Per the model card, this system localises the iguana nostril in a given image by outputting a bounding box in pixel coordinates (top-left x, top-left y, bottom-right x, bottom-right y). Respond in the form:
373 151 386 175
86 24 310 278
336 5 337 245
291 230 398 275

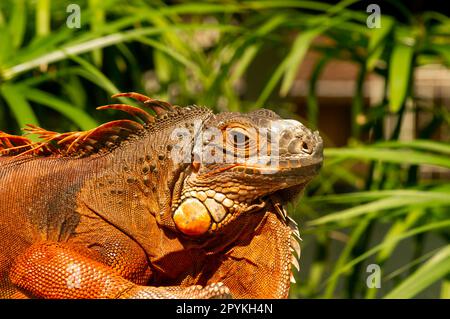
286 139 314 154
302 142 312 154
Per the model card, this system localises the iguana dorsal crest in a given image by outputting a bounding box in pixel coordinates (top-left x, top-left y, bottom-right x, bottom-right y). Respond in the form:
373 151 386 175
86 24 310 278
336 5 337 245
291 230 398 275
0 92 205 158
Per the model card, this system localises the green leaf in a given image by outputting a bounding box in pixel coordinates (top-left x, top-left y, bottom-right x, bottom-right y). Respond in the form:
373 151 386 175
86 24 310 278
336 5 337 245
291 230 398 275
430 44 450 67
324 147 450 169
35 0 50 37
256 27 321 106
62 76 87 109
69 56 143 108
384 248 442 281
0 84 39 138
230 14 286 85
136 36 200 73
10 27 74 67
366 16 394 71
388 41 414 112
0 26 13 67
441 280 450 299
308 195 450 226
89 0 105 67
154 50 171 83
19 87 98 131
279 28 323 97
323 221 450 288
323 216 371 298
373 140 450 155
2 24 239 80
307 54 329 129
376 209 423 262
309 189 450 204
204 14 287 108
258 14 348 105
69 54 120 95
385 245 450 299
158 2 241 15
8 0 26 49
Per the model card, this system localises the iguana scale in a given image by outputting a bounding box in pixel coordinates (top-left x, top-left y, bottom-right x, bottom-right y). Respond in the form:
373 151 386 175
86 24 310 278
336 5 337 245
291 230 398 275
0 92 323 299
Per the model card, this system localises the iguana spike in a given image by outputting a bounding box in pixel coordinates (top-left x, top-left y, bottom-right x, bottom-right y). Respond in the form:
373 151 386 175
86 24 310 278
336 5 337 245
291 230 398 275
0 132 44 156
22 126 72 155
290 237 301 259
97 104 155 124
112 92 153 103
23 126 78 154
291 255 300 271
112 92 175 115
12 141 51 157
1 93 183 158
87 120 142 139
64 132 91 154
55 131 83 146
85 119 144 138
25 119 144 156
145 103 167 116
143 99 174 112
24 125 59 140
5 129 57 156
0 132 33 150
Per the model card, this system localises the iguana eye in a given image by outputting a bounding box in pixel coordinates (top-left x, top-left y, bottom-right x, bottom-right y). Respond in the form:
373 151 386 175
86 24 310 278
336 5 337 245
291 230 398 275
226 128 249 150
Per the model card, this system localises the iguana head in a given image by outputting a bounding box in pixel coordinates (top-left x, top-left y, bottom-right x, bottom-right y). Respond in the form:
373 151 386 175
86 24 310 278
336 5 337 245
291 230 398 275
170 109 323 237
153 105 323 298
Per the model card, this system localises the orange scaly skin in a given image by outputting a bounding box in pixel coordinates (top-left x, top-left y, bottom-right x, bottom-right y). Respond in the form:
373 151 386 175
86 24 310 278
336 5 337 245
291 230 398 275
0 93 323 299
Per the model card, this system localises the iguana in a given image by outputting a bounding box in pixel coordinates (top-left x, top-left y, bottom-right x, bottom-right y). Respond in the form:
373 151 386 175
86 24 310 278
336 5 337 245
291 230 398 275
0 92 323 299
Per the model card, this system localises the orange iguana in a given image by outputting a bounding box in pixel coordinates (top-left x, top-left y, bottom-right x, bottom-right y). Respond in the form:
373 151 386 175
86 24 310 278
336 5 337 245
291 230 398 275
0 92 323 299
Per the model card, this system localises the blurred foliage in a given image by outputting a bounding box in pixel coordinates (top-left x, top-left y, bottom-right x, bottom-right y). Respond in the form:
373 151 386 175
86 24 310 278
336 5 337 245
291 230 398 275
0 0 449 298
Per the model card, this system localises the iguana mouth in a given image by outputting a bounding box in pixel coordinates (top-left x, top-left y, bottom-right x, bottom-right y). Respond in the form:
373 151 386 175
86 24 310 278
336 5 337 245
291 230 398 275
172 164 318 237
229 160 322 176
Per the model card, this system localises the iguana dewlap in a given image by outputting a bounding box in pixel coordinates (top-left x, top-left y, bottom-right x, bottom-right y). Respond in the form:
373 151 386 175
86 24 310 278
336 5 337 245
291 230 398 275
0 92 323 299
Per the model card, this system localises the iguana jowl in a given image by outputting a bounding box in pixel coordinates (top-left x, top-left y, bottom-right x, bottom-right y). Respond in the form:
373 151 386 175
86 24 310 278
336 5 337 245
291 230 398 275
0 92 323 299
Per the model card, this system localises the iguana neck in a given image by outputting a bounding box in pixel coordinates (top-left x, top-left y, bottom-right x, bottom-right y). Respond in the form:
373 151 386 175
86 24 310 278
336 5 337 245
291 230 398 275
86 107 212 237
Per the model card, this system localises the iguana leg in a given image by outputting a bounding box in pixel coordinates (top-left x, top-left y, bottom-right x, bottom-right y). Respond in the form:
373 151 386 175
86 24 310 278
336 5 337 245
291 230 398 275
9 242 230 299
